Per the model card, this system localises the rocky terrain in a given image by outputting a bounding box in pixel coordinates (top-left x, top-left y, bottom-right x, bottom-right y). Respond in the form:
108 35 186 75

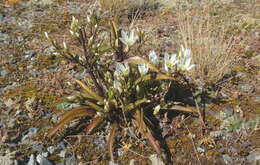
0 0 259 164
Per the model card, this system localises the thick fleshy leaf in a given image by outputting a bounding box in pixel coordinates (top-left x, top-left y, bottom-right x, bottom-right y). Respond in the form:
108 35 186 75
108 123 117 163
85 116 104 134
47 106 96 138
124 98 148 111
145 129 161 154
134 111 161 154
135 73 176 84
85 100 105 112
166 105 198 115
111 21 118 39
76 80 104 104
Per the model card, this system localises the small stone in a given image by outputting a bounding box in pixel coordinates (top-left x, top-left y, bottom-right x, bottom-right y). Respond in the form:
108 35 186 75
197 147 205 153
247 152 260 162
25 50 36 57
36 153 53 165
65 155 77 165
47 146 55 154
149 154 165 165
0 69 8 77
27 154 36 165
222 154 233 164
210 131 223 138
57 150 66 158
239 84 253 93
254 95 260 103
32 144 43 152
57 142 66 150
108 161 120 165
22 128 38 141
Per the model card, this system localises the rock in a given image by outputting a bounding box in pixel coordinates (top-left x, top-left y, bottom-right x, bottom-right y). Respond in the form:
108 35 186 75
0 151 16 165
27 154 36 165
57 150 66 158
197 147 205 153
222 154 233 164
210 130 223 138
239 83 253 93
0 69 8 77
93 134 106 149
22 128 38 142
149 154 165 165
57 142 66 150
108 161 121 165
32 144 43 152
47 146 55 154
254 95 260 103
247 152 260 162
65 155 77 165
0 13 5 22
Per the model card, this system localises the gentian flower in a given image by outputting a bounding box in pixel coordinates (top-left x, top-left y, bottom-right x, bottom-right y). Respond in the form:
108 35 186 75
138 63 149 76
114 62 130 77
164 53 178 73
177 45 195 71
148 51 159 65
119 29 138 47
113 80 122 93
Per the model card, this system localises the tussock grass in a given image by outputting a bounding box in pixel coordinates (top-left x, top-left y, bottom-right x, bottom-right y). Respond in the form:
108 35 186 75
177 1 237 86
99 0 160 21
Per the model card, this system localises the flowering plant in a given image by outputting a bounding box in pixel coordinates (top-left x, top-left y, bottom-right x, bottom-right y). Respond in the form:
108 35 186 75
44 13 196 164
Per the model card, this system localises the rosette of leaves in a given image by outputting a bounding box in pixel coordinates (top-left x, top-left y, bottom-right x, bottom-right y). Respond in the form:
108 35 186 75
45 12 196 163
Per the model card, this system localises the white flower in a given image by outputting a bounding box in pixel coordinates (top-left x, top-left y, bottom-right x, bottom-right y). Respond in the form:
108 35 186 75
177 46 195 71
153 105 161 115
119 29 138 47
63 42 68 50
114 62 130 77
138 63 149 76
44 32 50 40
70 16 80 37
70 16 79 30
164 53 178 73
113 80 122 93
148 51 159 65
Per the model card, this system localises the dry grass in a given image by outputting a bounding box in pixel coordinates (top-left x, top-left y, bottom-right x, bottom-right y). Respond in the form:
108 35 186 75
177 1 238 86
99 0 160 22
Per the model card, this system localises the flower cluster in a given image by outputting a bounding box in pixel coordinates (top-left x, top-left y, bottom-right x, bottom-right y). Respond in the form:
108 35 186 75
70 16 80 37
148 46 195 73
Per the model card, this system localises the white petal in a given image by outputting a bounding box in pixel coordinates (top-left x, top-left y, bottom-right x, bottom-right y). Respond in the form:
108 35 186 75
148 51 158 65
138 63 149 75
164 63 169 72
170 54 178 65
187 64 195 70
121 30 127 40
130 30 135 39
181 45 185 52
164 53 170 62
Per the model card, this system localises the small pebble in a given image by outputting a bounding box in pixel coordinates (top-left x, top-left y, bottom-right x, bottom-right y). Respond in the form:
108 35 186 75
222 154 233 164
247 152 260 162
210 130 223 138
